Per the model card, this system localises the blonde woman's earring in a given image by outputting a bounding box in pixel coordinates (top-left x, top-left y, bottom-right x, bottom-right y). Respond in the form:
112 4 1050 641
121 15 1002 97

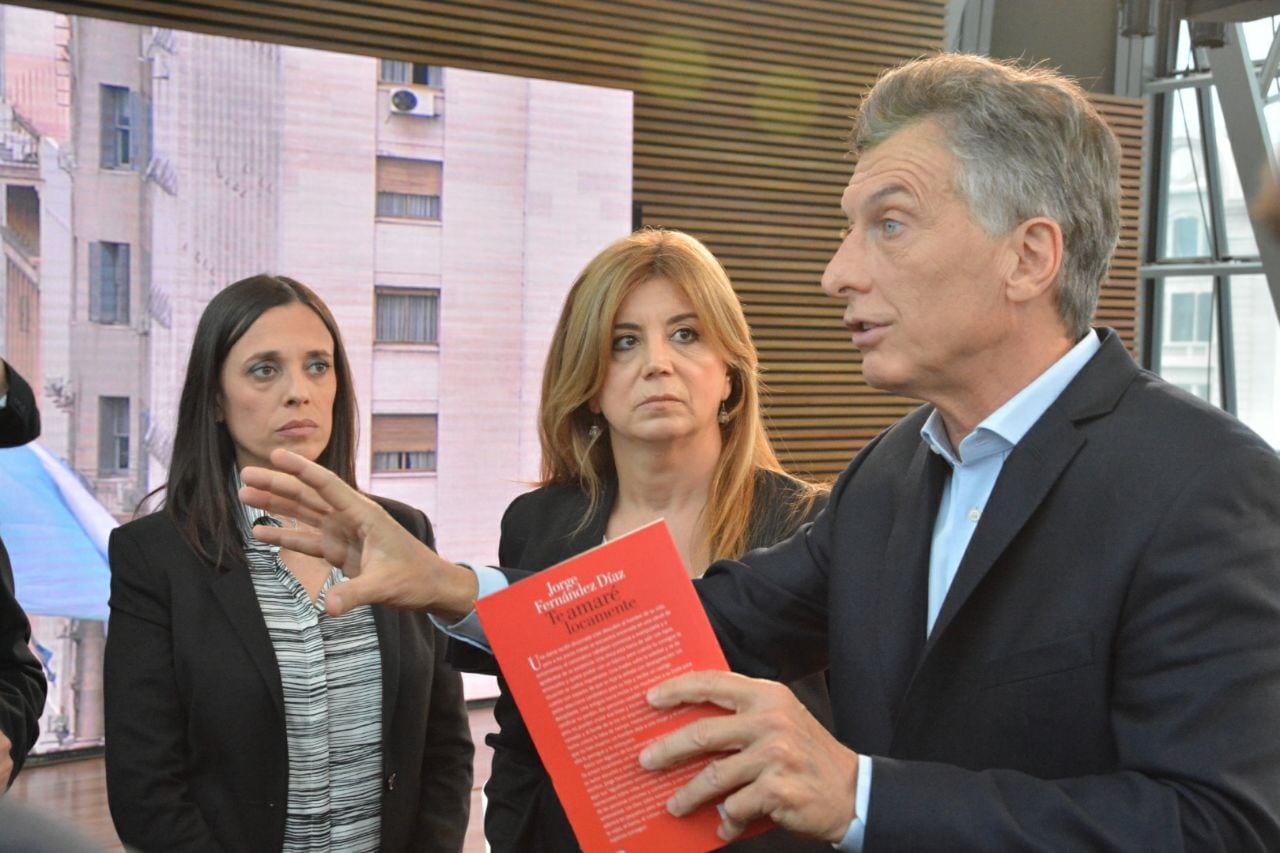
718 402 731 425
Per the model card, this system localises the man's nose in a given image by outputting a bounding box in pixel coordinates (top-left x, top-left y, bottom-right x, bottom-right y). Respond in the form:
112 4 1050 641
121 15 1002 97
821 234 871 299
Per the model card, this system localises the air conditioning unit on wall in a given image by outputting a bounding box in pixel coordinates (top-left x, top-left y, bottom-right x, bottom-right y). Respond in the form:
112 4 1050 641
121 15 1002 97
389 88 436 118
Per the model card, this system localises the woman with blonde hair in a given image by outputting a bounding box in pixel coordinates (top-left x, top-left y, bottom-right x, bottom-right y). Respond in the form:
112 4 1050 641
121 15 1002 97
466 228 832 851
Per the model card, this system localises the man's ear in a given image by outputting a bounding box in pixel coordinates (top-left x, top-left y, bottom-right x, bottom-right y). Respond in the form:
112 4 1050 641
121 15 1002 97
1005 216 1064 305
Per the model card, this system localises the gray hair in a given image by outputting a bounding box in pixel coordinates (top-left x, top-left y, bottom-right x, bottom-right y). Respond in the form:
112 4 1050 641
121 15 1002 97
853 54 1120 339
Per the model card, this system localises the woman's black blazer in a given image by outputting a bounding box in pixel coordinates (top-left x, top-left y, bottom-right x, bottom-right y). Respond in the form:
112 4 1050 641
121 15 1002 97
462 469 833 853
104 497 474 853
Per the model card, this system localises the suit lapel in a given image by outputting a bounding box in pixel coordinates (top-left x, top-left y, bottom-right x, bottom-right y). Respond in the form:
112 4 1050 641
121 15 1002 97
920 418 1085 659
373 605 399 735
209 565 285 716
877 437 949 714
918 330 1137 662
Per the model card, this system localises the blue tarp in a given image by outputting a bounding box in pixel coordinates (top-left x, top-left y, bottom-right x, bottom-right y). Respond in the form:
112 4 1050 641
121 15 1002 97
0 444 112 621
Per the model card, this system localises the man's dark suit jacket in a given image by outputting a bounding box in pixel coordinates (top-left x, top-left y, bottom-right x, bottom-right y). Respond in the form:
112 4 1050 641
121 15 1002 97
465 469 833 853
104 498 474 853
0 359 46 787
696 329 1280 850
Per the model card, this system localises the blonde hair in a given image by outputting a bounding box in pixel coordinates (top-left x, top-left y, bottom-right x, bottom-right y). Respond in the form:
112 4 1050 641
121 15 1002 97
539 228 817 561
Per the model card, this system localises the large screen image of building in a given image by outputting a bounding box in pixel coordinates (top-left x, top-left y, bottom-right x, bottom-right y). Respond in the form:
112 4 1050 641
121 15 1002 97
0 5 634 754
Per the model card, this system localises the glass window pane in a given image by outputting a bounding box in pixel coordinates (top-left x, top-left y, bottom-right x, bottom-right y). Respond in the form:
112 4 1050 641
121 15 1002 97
1155 276 1221 406
413 64 443 87
1171 215 1207 257
1158 89 1214 260
98 396 130 475
1264 94 1280 143
1226 274 1280 448
375 289 439 343
1171 292 1196 340
1207 90 1259 257
380 59 411 83
376 191 406 217
1241 17 1279 64
100 84 131 168
1174 21 1200 73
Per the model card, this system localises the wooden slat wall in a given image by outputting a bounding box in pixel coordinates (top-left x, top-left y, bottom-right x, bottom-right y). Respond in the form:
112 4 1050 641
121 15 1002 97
1092 94 1146 360
16 0 1142 480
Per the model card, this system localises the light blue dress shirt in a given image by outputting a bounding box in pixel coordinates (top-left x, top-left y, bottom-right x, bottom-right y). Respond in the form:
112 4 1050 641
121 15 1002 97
921 330 1102 637
836 329 1100 851
441 331 1104 851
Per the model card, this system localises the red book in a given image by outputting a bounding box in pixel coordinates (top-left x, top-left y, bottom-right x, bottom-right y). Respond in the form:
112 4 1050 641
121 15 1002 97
476 519 761 853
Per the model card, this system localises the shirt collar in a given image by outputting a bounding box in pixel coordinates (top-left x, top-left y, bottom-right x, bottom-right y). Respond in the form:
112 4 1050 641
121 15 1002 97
232 468 285 549
921 329 1101 465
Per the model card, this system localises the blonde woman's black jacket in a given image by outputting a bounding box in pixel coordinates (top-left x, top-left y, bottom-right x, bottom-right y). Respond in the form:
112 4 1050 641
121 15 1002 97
104 497 474 852
456 468 833 853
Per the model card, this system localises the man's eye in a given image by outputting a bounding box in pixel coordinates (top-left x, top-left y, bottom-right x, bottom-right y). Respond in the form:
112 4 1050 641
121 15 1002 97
882 219 903 236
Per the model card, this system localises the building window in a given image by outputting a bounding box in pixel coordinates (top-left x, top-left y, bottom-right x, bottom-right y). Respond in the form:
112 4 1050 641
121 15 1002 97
1169 291 1213 343
99 396 130 476
380 60 442 87
376 288 439 344
1144 17 1280 446
100 85 149 169
100 85 130 168
372 414 437 473
1170 215 1207 258
89 241 130 325
376 193 440 219
376 157 441 221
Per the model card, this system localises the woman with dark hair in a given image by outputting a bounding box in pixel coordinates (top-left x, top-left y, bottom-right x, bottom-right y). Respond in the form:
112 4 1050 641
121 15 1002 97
103 274 473 853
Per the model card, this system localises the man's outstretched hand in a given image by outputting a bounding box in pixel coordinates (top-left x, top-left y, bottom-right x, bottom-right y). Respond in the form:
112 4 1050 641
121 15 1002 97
239 448 478 620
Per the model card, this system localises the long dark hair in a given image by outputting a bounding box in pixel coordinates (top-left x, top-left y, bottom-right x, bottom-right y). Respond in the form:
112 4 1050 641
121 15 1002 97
159 274 357 570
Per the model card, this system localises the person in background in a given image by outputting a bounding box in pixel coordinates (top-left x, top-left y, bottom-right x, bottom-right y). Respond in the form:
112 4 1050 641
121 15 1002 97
103 275 473 851
0 358 47 790
452 228 831 852
1250 157 1280 238
238 55 1280 850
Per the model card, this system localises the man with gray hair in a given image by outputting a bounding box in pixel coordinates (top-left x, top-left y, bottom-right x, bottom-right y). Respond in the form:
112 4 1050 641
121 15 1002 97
639 53 1280 850
238 53 1280 849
